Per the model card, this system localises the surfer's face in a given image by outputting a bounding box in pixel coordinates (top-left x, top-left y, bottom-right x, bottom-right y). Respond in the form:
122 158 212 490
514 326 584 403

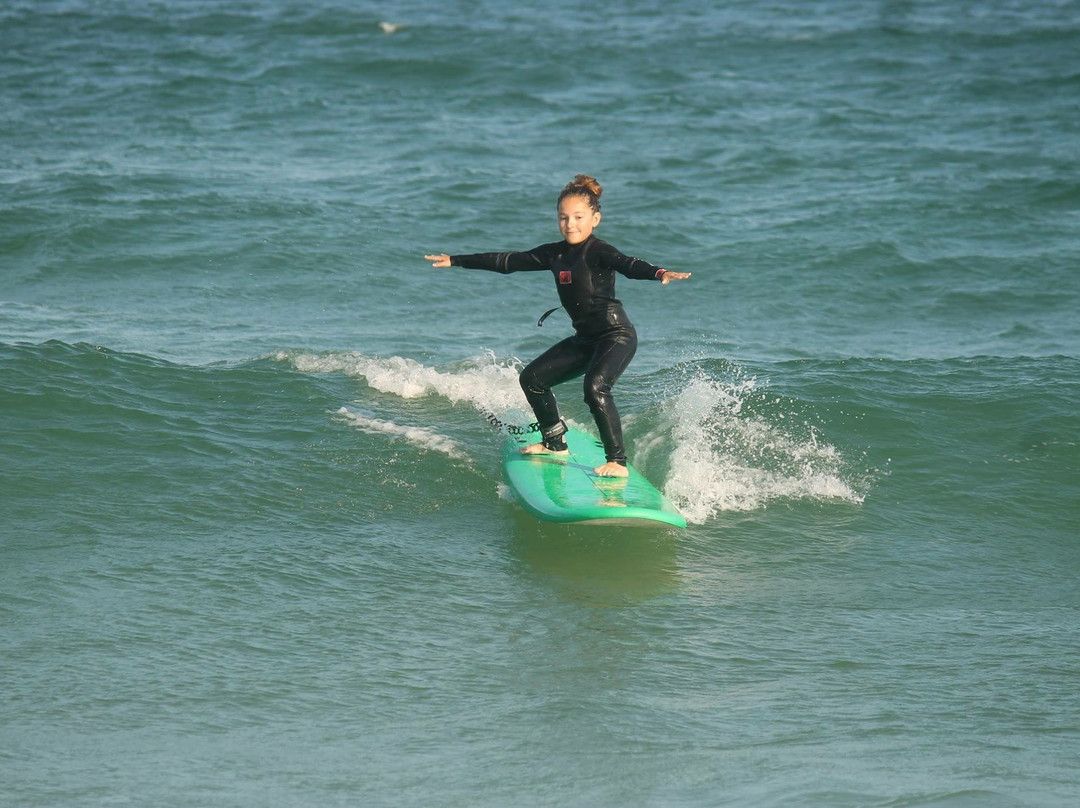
557 195 601 245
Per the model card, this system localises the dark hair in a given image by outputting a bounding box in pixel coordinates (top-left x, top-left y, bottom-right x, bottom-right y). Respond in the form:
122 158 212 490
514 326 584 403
557 174 602 212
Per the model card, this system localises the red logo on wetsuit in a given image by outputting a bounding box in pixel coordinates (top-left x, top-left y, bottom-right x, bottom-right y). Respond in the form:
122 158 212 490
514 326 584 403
559 270 573 285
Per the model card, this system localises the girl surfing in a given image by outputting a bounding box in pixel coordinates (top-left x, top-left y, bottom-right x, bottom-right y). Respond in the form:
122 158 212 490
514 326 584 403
425 175 691 478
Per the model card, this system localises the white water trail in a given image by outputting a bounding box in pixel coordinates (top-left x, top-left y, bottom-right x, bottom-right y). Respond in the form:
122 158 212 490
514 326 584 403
333 407 469 461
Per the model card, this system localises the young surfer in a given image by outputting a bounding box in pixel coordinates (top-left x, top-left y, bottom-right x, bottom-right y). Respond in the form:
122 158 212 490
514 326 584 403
425 174 691 478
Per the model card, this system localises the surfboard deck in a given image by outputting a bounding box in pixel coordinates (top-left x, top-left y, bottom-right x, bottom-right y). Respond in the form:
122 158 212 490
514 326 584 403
502 427 687 528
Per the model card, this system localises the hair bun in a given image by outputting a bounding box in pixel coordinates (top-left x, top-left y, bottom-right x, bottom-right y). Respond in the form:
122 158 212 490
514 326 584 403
567 174 602 199
558 174 603 211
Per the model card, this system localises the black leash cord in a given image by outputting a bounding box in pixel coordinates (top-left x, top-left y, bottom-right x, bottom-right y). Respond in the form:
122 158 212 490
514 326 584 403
480 407 540 436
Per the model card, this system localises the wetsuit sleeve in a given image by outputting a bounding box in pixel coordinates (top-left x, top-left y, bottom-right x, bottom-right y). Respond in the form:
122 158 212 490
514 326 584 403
450 245 553 274
591 240 667 280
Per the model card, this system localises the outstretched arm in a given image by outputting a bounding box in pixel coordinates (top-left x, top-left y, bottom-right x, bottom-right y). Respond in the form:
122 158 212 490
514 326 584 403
423 248 553 274
594 241 691 284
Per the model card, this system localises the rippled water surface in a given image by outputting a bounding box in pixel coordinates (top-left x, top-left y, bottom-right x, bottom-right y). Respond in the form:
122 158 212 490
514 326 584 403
3 1 1079 805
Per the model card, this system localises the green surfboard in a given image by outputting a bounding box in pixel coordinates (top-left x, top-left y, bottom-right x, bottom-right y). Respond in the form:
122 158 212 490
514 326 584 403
502 427 687 528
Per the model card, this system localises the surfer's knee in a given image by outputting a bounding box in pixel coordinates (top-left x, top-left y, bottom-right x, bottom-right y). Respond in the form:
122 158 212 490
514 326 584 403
519 369 546 397
582 375 613 412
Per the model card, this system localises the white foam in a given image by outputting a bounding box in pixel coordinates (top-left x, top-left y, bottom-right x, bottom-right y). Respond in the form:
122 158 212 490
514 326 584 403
282 349 531 420
284 350 864 524
662 370 864 523
334 407 468 461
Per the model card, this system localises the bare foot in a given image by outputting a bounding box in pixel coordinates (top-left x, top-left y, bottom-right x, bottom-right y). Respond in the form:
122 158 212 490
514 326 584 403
521 442 569 456
594 462 629 478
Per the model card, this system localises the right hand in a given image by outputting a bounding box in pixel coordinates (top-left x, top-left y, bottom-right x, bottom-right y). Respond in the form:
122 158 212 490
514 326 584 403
424 253 451 268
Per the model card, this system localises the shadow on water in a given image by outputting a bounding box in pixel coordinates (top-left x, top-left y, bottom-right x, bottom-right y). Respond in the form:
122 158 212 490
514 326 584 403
506 508 681 605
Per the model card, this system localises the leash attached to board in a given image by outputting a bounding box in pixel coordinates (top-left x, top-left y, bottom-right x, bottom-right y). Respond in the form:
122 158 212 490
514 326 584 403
480 406 540 436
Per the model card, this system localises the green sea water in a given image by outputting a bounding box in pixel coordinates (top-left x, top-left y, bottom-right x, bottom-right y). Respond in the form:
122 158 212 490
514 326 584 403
2 1 1079 806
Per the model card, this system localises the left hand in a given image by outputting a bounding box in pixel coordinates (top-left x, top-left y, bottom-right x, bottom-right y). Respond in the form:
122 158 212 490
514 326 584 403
660 270 691 285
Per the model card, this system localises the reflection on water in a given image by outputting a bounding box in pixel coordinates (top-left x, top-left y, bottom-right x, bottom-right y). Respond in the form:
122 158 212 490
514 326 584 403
509 510 682 604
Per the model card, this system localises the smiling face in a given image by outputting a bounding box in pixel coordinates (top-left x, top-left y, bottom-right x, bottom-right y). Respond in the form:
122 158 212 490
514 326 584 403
557 194 601 245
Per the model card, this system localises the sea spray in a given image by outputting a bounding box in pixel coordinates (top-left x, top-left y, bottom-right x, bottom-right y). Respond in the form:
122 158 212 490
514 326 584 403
663 366 864 522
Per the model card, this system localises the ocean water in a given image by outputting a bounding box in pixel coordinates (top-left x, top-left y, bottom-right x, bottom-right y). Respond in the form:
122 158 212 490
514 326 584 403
2 0 1079 805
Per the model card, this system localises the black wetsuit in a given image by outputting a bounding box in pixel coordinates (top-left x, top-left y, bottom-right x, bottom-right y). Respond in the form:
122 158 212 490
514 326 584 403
451 235 667 464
